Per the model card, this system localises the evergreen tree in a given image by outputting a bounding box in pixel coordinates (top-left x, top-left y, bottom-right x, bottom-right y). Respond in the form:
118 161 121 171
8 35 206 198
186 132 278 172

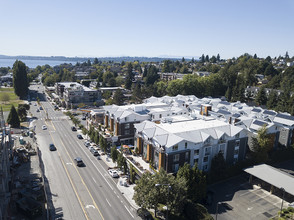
125 63 134 90
201 54 205 63
7 105 20 128
182 57 185 63
216 53 220 62
111 145 118 164
205 55 209 62
17 104 27 122
94 58 99 64
13 60 29 99
113 89 124 105
191 57 195 63
209 151 227 182
251 125 271 163
253 54 257 59
255 87 267 106
266 90 278 109
145 65 159 85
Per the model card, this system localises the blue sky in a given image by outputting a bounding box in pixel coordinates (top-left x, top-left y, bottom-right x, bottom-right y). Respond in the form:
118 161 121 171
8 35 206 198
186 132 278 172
1 0 294 59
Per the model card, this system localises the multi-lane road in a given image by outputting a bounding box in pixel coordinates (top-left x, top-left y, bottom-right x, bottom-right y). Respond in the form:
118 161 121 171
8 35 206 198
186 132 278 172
30 84 139 220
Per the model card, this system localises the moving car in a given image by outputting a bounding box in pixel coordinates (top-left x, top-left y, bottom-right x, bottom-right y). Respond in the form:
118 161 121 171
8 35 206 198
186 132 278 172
39 106 43 110
74 157 84 167
42 125 47 130
77 134 83 139
108 169 119 178
49 144 56 151
36 109 40 112
71 126 77 131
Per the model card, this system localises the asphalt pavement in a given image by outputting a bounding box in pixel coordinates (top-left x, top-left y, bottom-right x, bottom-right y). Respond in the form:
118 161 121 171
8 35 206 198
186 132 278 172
30 84 140 220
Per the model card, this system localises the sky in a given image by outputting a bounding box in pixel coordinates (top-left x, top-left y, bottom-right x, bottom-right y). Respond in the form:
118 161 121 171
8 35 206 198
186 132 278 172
1 0 294 59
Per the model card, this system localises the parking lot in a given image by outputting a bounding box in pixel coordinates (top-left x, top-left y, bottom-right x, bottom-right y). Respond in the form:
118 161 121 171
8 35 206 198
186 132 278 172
208 174 291 220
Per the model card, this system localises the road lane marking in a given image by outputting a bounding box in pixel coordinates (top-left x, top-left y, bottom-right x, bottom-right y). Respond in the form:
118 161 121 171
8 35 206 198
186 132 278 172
66 162 73 165
106 199 111 207
60 139 105 220
125 205 134 218
85 205 95 209
92 177 97 184
48 130 90 219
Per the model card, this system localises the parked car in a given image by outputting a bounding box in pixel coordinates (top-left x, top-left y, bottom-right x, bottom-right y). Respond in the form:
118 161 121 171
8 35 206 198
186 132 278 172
77 134 83 139
36 109 40 112
84 141 91 147
42 125 47 130
71 126 77 131
74 157 84 167
82 116 86 120
49 144 56 151
39 106 43 110
108 169 119 178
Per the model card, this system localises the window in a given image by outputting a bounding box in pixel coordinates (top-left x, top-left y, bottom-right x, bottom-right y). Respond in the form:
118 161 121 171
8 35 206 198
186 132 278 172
185 142 188 149
125 123 130 129
236 140 240 147
235 133 240 138
203 156 208 163
185 152 189 161
205 147 211 155
203 165 208 171
172 164 179 172
194 149 199 155
155 151 159 158
159 114 162 118
125 130 130 135
172 145 178 151
219 144 225 153
173 154 179 162
194 158 198 164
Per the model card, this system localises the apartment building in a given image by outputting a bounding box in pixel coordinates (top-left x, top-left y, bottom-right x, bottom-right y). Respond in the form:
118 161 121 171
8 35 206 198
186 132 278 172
134 111 247 173
55 82 99 108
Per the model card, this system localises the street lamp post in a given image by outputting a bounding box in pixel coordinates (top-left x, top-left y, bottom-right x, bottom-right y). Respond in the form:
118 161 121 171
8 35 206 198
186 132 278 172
280 187 285 214
216 202 220 220
155 183 172 220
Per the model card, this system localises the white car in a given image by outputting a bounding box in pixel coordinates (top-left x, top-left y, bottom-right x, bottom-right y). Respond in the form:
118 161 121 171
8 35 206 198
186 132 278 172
42 125 47 130
108 169 119 178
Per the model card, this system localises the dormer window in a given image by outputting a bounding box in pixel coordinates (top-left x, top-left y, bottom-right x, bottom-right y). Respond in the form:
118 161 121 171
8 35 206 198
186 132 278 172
172 145 178 151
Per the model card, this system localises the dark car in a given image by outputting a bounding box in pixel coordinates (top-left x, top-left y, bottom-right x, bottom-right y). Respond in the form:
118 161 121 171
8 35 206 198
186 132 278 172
77 134 83 139
81 116 86 120
49 144 56 151
74 157 84 167
71 126 77 131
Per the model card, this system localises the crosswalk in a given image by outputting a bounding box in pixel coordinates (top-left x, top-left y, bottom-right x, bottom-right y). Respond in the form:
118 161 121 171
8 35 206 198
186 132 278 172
38 116 67 121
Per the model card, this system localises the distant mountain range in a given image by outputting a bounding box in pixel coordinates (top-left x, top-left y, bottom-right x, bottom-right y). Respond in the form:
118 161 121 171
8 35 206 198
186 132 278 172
0 54 197 63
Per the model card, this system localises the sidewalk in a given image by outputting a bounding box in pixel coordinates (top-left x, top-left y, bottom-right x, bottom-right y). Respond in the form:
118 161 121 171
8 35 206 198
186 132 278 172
98 151 139 210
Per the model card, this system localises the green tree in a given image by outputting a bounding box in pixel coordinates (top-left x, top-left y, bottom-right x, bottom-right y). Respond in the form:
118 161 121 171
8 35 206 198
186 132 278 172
113 89 124 105
125 63 134 90
177 163 206 203
13 60 29 99
201 54 205 63
217 53 220 61
266 90 278 109
99 136 107 152
251 125 271 163
145 65 159 85
7 105 20 128
255 87 267 106
17 104 27 122
209 151 227 182
94 131 99 144
111 145 119 164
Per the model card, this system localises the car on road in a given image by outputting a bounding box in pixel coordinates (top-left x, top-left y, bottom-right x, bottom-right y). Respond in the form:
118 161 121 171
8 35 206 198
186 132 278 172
77 134 83 139
42 125 47 130
36 109 40 112
49 144 56 151
74 157 84 167
82 116 86 120
39 106 43 110
71 126 77 131
108 169 119 178
34 103 37 106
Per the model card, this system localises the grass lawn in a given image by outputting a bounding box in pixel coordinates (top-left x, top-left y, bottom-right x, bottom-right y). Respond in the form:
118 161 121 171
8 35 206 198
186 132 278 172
0 87 24 112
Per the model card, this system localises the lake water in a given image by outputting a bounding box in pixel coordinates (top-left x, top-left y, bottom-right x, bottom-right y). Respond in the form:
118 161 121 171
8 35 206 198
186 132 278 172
0 58 78 68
